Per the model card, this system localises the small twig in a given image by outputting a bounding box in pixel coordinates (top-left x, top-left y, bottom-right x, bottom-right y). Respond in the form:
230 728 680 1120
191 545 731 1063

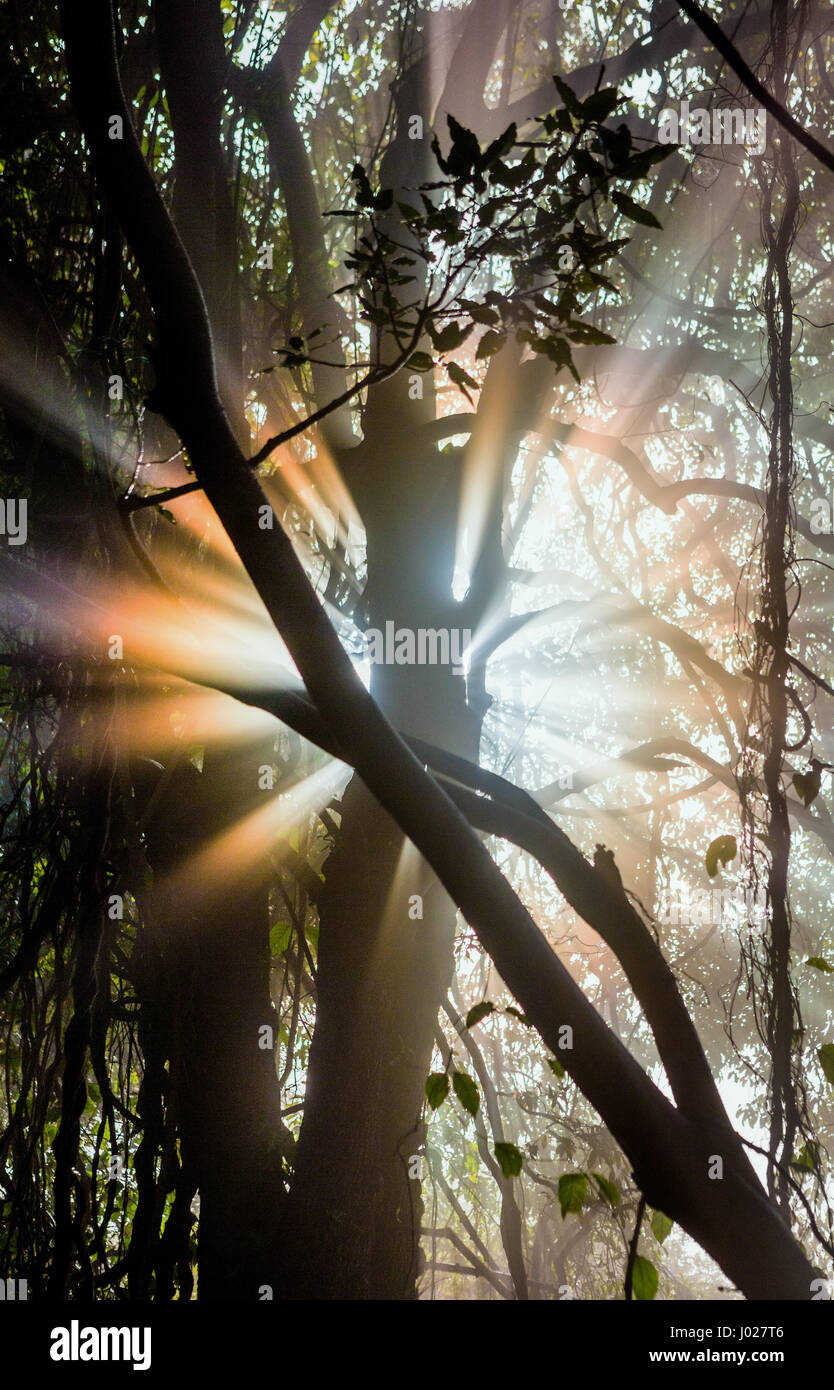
624 1194 646 1300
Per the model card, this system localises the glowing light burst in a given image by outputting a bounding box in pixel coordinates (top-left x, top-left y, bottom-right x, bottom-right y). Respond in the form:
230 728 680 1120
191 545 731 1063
156 760 349 914
106 676 279 757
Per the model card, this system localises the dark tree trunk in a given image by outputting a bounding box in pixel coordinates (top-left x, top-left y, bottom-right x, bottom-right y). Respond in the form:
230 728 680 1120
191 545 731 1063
276 409 483 1296
136 746 287 1300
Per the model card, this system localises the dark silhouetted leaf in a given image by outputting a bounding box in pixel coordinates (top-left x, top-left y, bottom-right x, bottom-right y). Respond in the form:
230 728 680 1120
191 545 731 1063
582 87 620 123
482 122 517 167
430 320 473 353
612 189 662 228
459 298 500 326
476 328 507 358
553 75 582 116
818 1044 834 1086
564 321 617 346
447 361 479 403
465 1001 496 1028
406 351 434 372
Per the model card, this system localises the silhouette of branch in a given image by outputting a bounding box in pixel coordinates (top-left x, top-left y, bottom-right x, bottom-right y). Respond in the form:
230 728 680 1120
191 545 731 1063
675 0 834 173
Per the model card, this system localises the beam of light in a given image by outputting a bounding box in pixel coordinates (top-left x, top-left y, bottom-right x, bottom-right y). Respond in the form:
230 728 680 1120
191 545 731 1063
73 571 298 692
0 307 138 481
149 428 363 567
131 452 364 635
453 362 590 611
154 759 349 915
366 834 427 979
453 361 512 589
101 676 280 756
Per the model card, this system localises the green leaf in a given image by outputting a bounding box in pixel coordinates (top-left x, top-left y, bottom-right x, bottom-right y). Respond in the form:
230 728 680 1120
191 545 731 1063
651 1209 673 1244
546 1056 565 1078
425 1072 450 1110
558 1170 588 1218
611 189 662 228
632 1254 658 1300
494 1141 524 1178
593 1172 620 1207
465 1001 496 1028
705 834 737 877
818 1043 834 1086
269 920 293 955
806 957 834 973
504 1005 532 1026
792 1140 821 1172
452 1069 480 1116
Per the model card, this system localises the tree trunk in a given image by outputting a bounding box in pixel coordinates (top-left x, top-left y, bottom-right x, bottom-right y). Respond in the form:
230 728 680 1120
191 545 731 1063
137 746 286 1300
276 398 482 1296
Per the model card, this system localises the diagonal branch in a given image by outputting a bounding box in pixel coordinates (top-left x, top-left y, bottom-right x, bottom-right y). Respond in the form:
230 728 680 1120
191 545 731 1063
674 0 834 174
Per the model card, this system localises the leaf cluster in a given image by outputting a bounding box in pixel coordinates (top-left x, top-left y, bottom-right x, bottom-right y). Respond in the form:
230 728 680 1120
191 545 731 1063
320 78 674 400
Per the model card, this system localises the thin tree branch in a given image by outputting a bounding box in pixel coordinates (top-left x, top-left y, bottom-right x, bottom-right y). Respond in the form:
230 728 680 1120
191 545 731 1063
674 0 834 174
624 1194 646 1300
